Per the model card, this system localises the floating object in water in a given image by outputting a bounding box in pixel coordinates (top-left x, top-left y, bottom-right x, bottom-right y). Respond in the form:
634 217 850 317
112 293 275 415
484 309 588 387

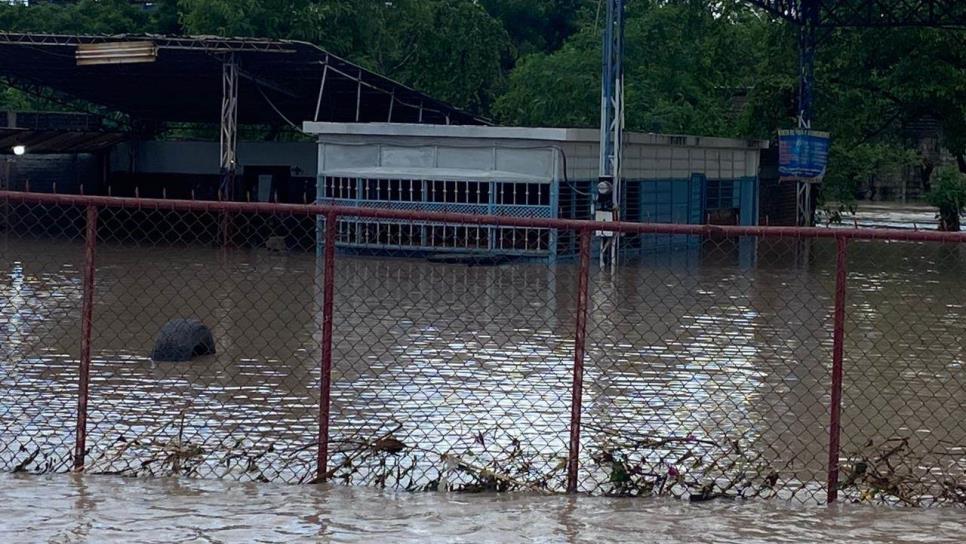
151 319 216 362
372 436 407 455
266 236 287 252
425 253 518 267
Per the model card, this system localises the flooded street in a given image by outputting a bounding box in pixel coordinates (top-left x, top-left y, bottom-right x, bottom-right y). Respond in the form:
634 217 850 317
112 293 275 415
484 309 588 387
2 472 965 543
2 201 966 530
827 202 941 230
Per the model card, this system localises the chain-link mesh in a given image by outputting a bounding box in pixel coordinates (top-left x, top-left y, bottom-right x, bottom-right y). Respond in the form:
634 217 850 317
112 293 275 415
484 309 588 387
578 237 836 504
838 241 966 506
85 207 322 483
327 245 578 492
0 202 85 473
1 194 965 506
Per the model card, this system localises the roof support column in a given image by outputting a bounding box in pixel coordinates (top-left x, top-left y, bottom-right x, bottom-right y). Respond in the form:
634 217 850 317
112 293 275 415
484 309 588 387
314 64 329 122
220 53 239 200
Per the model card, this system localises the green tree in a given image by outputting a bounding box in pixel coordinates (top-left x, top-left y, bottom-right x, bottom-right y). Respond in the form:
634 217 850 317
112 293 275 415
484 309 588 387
495 0 766 135
0 0 152 34
178 0 508 113
926 167 966 231
479 0 589 57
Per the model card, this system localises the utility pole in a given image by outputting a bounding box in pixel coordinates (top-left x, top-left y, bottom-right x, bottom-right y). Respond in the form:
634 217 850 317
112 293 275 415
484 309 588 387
597 0 625 269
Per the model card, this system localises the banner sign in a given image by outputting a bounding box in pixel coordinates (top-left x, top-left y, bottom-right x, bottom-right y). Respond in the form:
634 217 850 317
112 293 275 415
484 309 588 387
778 129 830 180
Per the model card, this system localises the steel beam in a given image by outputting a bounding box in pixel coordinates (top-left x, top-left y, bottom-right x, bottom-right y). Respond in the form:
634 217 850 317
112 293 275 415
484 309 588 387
220 54 239 200
0 32 297 53
6 190 966 244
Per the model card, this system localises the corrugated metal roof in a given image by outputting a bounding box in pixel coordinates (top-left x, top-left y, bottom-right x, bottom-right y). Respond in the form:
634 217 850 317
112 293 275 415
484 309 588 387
0 129 127 153
0 33 487 126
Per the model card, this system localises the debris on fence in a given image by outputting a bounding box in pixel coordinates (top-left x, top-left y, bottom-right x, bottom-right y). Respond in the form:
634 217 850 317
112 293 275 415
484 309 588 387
584 425 787 501
3 191 966 508
324 423 563 494
839 437 966 506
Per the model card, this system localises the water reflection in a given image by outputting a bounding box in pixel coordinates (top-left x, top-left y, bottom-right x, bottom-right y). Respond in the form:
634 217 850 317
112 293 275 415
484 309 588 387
2 473 966 543
0 236 964 502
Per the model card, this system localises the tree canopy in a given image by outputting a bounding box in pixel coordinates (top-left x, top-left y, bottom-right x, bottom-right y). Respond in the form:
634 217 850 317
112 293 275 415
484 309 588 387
1 0 965 206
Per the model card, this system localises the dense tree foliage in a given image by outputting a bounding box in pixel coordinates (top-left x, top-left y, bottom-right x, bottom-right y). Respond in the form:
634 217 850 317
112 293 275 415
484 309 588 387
1 0 965 212
177 0 511 114
927 167 966 231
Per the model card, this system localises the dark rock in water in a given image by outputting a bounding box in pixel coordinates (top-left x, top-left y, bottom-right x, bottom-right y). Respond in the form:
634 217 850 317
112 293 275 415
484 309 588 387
151 319 216 362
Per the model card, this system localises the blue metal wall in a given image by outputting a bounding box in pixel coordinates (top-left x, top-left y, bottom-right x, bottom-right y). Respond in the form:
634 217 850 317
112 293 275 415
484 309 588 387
557 174 759 257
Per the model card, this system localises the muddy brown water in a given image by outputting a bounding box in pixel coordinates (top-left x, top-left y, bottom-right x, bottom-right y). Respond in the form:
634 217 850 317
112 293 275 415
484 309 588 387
1 213 965 505
1 473 965 543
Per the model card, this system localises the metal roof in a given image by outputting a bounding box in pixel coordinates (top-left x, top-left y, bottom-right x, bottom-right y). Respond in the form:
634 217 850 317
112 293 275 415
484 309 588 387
0 111 126 153
0 33 488 126
0 128 127 153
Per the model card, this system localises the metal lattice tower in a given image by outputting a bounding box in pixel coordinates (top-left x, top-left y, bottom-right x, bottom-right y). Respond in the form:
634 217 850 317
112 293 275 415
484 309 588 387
598 0 625 266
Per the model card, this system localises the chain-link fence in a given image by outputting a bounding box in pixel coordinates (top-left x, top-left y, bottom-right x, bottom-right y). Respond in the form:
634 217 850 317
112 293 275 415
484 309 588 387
1 191 965 506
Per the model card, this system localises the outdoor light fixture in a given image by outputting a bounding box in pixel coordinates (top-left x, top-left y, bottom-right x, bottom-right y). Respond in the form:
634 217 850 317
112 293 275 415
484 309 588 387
12 145 25 156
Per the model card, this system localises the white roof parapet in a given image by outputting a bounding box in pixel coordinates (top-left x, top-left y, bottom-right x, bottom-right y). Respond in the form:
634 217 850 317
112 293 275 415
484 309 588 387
302 122 770 150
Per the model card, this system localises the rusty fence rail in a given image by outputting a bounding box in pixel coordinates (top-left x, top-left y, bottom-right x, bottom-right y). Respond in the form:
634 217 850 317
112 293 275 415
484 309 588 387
2 191 966 506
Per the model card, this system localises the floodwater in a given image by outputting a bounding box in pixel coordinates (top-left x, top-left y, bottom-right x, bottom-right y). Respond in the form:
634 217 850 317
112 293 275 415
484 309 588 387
827 201 940 230
1 203 966 540
2 472 965 543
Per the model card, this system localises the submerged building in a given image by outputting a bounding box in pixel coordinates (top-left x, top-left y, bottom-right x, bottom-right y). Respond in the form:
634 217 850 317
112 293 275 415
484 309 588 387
304 123 766 260
0 34 769 260
3 120 768 261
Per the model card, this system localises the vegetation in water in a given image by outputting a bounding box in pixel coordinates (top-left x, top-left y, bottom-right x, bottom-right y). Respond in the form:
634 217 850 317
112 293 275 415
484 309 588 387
926 167 966 231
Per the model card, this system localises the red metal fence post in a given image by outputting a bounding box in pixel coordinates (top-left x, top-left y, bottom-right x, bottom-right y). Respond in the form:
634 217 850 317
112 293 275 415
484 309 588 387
827 236 849 503
567 229 592 493
317 211 338 482
73 205 98 472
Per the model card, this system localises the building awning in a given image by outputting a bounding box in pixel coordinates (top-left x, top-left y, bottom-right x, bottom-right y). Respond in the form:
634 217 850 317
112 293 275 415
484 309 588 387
0 129 127 153
0 112 127 153
0 33 487 127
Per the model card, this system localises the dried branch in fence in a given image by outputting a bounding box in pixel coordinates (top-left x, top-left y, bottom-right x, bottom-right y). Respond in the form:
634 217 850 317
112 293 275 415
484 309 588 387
839 437 966 506
584 428 784 501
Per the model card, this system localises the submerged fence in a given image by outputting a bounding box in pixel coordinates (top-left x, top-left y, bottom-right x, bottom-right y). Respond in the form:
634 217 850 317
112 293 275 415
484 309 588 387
1 191 966 506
